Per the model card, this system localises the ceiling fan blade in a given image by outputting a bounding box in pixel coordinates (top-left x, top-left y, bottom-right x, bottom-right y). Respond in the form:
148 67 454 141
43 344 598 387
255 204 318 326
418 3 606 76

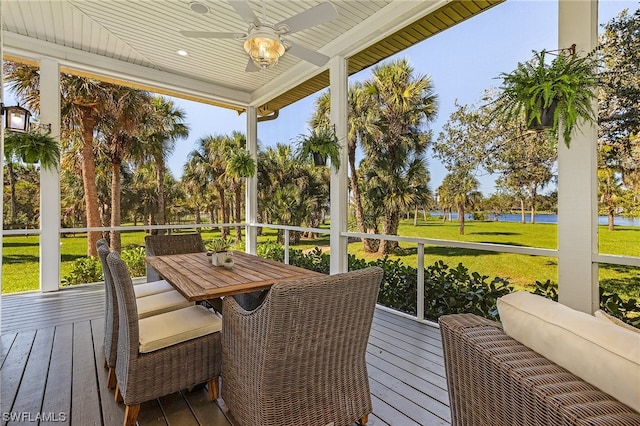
276 2 337 34
179 31 239 38
228 0 260 25
287 43 330 67
245 59 261 72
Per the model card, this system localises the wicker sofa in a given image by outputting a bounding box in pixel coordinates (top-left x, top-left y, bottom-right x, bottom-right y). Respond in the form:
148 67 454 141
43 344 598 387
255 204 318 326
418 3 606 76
439 313 640 426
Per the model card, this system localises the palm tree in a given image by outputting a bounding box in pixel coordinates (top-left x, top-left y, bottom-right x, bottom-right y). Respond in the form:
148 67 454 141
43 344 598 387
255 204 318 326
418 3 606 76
4 62 109 256
98 85 152 251
362 58 438 254
187 135 231 239
225 132 256 243
310 83 380 251
134 97 189 234
439 172 479 235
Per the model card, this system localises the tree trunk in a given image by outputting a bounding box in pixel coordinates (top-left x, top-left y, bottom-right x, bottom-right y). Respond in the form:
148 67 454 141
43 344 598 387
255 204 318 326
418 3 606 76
349 147 377 253
520 199 525 224
8 163 17 224
608 209 615 231
377 210 399 255
458 205 465 235
413 206 418 226
216 186 228 239
155 155 166 236
110 161 122 252
80 113 101 257
234 184 242 243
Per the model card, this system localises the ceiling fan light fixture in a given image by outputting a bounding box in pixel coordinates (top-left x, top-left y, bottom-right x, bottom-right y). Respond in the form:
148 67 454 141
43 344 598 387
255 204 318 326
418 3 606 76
243 32 285 69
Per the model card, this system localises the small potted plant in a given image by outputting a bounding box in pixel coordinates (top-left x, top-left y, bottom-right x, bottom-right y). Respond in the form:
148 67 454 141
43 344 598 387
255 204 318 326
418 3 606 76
295 126 341 169
491 47 599 147
206 238 231 266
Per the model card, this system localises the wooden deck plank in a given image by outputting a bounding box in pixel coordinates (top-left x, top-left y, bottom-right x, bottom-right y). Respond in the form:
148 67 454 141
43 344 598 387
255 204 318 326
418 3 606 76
41 324 73 426
9 327 55 419
90 319 125 426
1 285 451 426
157 392 201 426
366 352 449 406
368 363 450 422
183 389 231 426
0 330 36 414
370 393 421 426
70 321 101 425
137 399 170 426
0 332 17 368
369 377 449 426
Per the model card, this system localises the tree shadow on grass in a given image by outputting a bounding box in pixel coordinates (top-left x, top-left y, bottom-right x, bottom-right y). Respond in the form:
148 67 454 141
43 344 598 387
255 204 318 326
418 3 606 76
61 253 92 263
398 246 502 258
471 232 521 236
2 254 39 264
3 241 39 248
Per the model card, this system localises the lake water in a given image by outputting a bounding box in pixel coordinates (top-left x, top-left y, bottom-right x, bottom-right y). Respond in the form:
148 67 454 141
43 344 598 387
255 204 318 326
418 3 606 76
430 212 640 227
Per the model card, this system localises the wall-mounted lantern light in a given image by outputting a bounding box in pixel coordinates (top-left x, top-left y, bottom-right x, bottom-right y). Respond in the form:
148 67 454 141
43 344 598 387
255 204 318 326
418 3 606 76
1 103 51 133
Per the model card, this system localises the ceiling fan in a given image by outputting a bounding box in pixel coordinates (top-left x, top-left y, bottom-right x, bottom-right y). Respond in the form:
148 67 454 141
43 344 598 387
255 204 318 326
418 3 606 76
180 1 338 72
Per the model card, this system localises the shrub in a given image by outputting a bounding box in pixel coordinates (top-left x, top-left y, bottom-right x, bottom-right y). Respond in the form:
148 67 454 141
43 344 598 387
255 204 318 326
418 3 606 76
120 247 146 278
259 243 637 327
62 257 102 286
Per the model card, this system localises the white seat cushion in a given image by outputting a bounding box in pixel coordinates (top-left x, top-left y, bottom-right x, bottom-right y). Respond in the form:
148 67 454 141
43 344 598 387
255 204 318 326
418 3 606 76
594 309 640 334
138 305 222 353
136 289 193 319
498 291 640 413
133 280 174 298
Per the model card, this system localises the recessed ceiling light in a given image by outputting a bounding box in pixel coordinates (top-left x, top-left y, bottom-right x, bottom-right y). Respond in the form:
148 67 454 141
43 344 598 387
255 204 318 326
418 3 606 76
189 2 209 14
177 49 189 56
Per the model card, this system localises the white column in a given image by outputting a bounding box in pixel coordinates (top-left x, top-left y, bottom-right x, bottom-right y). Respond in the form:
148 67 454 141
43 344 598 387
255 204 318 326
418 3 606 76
39 59 61 292
245 106 258 255
329 56 349 274
557 0 599 313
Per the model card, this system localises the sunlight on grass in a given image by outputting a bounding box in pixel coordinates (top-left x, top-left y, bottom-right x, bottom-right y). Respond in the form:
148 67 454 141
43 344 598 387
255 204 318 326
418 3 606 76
2 219 639 298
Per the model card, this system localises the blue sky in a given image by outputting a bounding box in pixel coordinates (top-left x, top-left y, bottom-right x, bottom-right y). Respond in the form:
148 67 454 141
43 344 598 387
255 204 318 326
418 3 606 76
167 0 638 195
4 1 636 195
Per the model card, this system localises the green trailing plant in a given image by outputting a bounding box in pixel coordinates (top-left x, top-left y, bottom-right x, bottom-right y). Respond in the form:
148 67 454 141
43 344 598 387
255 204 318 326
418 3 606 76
4 130 60 170
491 48 599 147
295 126 341 169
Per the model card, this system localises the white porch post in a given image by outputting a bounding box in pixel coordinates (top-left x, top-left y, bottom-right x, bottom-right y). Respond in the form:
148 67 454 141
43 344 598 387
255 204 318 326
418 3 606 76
245 106 258 255
39 58 61 292
557 0 599 313
329 56 348 274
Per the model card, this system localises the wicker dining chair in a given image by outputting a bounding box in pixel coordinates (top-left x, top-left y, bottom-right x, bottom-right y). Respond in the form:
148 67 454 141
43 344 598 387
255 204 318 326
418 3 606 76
97 241 193 390
221 266 383 426
107 251 222 426
144 233 206 282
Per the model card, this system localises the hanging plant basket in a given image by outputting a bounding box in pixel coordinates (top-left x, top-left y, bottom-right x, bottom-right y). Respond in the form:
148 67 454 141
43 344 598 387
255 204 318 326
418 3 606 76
527 99 558 130
312 152 326 166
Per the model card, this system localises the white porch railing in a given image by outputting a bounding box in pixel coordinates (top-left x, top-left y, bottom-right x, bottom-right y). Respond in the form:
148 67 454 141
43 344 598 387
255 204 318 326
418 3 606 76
3 222 638 324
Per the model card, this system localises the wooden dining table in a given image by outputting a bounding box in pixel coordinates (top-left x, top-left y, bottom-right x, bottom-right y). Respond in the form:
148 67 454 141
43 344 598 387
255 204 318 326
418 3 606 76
145 251 323 302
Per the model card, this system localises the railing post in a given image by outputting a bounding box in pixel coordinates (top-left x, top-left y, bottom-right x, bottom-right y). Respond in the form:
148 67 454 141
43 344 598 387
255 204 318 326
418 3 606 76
417 243 425 321
284 231 290 265
39 58 61 292
245 106 258 255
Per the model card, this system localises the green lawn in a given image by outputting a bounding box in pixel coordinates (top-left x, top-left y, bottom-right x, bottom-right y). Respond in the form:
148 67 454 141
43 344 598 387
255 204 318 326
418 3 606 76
2 220 639 299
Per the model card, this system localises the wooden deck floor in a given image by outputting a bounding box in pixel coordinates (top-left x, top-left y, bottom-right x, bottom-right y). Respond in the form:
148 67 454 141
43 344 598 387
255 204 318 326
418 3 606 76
1 284 450 426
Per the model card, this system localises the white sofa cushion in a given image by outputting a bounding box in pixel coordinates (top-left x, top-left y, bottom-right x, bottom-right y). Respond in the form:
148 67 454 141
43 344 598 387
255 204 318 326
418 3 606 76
133 280 174 298
594 309 639 334
497 291 640 413
136 289 193 319
138 305 222 353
